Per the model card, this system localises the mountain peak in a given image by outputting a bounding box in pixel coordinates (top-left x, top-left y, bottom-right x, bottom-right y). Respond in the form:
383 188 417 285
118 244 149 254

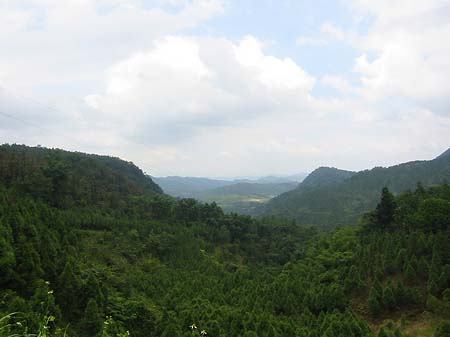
300 166 356 188
435 147 450 159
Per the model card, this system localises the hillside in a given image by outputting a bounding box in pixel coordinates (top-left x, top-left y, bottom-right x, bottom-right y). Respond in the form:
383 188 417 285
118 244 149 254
0 144 163 209
299 166 356 188
260 149 450 226
1 145 450 337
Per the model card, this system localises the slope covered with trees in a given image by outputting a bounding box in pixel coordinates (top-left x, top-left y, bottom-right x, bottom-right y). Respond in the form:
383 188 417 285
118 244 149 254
1 145 450 337
261 150 450 227
0 144 163 209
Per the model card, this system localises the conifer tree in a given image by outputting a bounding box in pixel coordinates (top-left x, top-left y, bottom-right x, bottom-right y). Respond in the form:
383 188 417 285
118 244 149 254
417 256 429 278
383 286 396 311
405 261 417 282
82 299 103 337
368 286 381 317
57 258 83 319
375 187 397 227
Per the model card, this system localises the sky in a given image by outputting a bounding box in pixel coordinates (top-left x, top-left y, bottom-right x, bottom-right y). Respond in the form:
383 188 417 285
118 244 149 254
1 0 450 177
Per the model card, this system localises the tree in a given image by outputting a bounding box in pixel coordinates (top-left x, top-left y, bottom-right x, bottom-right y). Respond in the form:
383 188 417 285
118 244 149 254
405 261 417 282
417 256 429 278
368 286 381 317
0 221 16 286
82 299 103 337
375 187 397 227
383 285 396 311
57 258 83 319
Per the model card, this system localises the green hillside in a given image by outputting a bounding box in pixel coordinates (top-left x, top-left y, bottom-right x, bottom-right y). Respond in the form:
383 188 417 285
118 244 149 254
260 150 450 227
0 144 162 209
1 145 450 337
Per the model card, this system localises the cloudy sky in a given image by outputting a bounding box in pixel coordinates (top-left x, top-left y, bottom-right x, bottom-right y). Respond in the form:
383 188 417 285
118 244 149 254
1 0 450 177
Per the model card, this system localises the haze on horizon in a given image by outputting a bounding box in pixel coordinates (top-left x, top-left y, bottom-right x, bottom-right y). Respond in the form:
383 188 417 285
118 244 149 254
1 0 450 178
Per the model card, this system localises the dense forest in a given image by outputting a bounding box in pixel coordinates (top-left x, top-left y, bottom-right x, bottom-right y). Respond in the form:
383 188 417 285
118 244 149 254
260 151 450 227
1 144 450 337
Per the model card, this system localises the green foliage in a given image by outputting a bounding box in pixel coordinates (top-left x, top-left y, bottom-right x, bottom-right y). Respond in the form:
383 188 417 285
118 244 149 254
435 321 450 337
368 286 382 317
1 145 450 337
262 149 450 226
375 187 397 227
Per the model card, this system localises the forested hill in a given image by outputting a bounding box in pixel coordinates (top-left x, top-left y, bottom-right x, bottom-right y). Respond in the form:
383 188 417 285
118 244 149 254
260 149 450 226
0 144 163 208
295 166 355 188
1 144 450 337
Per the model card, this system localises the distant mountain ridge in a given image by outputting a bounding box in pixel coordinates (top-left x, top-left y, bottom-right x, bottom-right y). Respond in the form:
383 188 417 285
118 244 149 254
152 176 230 197
196 181 299 214
153 173 306 213
259 148 450 226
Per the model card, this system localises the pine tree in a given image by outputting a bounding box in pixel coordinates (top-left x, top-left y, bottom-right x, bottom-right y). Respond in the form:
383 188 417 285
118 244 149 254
0 221 16 286
383 286 396 311
404 261 417 282
394 280 407 306
82 299 103 337
375 187 397 227
395 249 407 271
427 274 440 296
368 286 381 317
409 254 418 271
57 258 83 319
417 256 429 278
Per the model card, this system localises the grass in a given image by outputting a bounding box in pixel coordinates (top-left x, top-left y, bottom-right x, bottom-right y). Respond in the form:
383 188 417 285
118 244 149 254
402 312 441 337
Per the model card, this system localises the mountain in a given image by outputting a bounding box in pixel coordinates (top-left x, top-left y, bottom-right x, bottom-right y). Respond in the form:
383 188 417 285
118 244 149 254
0 144 163 208
152 176 230 197
436 147 450 159
234 173 307 184
1 144 450 337
153 173 305 213
298 167 356 188
260 148 450 226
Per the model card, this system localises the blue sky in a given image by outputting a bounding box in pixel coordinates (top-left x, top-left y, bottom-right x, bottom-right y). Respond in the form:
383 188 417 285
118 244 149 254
190 0 364 95
0 0 449 177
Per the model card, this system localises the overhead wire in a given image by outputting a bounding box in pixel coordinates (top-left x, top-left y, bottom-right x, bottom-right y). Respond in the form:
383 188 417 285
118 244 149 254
0 90 168 176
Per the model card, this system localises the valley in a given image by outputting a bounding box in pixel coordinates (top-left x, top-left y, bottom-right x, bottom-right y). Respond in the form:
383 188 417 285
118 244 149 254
1 144 449 337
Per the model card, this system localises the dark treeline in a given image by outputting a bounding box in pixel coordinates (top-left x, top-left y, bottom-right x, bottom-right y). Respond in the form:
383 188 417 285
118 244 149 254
1 145 450 337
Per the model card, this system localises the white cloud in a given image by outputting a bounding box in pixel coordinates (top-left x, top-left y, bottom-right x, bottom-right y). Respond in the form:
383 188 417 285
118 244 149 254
85 35 316 144
1 0 450 177
321 75 355 94
345 0 450 105
0 0 224 91
234 36 316 91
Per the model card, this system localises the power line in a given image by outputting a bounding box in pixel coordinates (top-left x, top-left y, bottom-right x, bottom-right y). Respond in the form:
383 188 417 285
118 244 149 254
0 93 170 176
0 109 64 138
